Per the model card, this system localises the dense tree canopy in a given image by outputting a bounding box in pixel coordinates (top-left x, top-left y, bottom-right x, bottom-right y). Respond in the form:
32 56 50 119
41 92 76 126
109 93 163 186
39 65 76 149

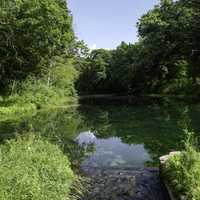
77 0 200 96
137 0 200 93
1 0 200 96
76 49 112 93
0 0 75 93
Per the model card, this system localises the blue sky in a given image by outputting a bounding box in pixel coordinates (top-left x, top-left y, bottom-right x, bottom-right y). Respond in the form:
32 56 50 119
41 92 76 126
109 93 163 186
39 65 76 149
68 0 159 49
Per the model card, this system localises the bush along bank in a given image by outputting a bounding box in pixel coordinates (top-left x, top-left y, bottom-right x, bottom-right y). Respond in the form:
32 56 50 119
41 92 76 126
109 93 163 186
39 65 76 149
0 134 84 200
0 60 83 199
0 0 79 121
0 0 84 199
160 131 200 200
0 59 79 122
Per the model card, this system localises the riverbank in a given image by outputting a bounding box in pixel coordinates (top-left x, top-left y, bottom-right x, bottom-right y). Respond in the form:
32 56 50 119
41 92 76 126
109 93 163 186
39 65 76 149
160 132 200 200
0 135 82 200
0 103 84 200
0 60 78 121
1 94 200 200
0 61 83 199
79 94 199 105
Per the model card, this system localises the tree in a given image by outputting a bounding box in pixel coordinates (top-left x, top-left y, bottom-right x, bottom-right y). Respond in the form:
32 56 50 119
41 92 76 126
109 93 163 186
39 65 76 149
76 0 200 96
137 0 200 94
77 49 112 94
0 0 75 94
108 42 140 94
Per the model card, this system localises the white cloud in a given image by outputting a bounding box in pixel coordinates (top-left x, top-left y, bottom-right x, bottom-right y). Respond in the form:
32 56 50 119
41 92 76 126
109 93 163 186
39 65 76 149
89 43 97 50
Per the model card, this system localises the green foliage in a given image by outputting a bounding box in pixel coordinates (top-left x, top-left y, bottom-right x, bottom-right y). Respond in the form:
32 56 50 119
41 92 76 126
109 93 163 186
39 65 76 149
0 0 79 119
160 60 190 94
0 134 80 200
0 103 36 122
77 0 200 96
0 59 78 121
77 49 111 93
17 59 78 106
0 0 75 94
164 131 200 199
0 1 84 199
108 42 142 94
136 0 200 94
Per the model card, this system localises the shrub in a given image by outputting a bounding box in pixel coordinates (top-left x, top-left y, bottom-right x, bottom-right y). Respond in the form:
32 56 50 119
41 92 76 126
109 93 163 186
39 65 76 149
164 131 200 199
0 135 79 200
13 59 78 108
0 103 36 122
0 59 78 121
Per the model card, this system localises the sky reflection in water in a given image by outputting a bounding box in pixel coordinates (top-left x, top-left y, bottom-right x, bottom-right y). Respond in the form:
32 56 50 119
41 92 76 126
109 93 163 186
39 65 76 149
76 131 152 168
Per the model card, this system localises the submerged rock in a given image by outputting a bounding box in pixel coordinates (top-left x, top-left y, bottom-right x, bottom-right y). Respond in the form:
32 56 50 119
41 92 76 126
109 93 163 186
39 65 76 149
82 167 170 200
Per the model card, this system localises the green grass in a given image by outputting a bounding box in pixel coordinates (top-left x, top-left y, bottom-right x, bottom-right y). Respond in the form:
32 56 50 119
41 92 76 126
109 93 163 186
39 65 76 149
0 134 83 200
0 59 78 121
164 131 200 199
0 103 37 122
0 60 85 199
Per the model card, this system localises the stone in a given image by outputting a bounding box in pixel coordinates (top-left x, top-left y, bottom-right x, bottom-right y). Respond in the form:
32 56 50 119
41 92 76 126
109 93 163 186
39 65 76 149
81 167 169 200
159 155 171 164
159 151 181 164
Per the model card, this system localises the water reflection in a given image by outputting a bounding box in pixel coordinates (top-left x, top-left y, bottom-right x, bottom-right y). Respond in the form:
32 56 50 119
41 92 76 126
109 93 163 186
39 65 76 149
76 131 151 168
76 131 98 145
0 101 200 169
77 103 200 167
0 107 91 170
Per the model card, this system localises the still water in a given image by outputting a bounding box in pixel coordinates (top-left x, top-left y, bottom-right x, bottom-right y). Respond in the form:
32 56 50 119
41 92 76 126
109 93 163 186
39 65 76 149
76 131 151 168
1 101 200 168
75 103 200 168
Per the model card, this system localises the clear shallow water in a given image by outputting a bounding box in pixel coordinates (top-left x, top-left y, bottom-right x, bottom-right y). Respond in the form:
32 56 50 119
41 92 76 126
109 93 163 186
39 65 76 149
1 101 200 168
76 131 151 168
76 103 200 168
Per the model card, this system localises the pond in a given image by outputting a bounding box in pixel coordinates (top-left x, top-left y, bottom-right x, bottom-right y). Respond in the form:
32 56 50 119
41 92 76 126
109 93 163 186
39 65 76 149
1 101 200 169
76 102 200 168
